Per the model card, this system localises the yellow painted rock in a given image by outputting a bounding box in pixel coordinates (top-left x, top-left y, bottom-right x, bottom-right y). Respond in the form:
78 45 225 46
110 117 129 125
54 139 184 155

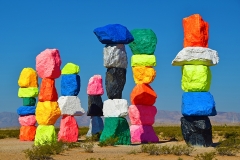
18 68 38 87
36 101 61 125
182 65 211 92
131 55 156 67
34 125 56 145
18 87 39 98
132 66 156 84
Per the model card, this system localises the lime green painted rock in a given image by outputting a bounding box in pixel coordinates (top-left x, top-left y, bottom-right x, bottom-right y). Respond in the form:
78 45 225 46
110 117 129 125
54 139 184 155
129 29 157 55
61 63 80 74
100 117 131 145
181 65 211 92
131 55 156 67
23 97 36 106
18 87 39 98
34 125 57 145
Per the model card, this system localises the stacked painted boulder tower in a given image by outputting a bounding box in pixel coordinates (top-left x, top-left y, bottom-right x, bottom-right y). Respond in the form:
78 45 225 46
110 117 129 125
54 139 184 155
86 75 104 137
93 24 134 145
58 63 85 142
17 68 39 141
128 29 159 143
172 14 219 147
35 49 62 145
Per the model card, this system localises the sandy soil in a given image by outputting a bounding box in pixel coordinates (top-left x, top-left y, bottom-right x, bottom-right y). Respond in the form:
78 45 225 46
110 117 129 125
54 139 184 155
0 138 239 160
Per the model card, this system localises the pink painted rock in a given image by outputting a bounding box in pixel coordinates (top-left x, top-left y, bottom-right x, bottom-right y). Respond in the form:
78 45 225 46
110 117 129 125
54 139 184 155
130 125 159 143
19 115 36 126
36 49 62 79
128 105 157 125
58 115 79 142
87 75 104 95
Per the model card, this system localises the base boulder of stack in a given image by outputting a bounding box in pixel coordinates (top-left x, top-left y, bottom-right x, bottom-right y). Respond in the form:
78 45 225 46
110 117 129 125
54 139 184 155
34 125 57 145
86 116 104 137
130 125 159 143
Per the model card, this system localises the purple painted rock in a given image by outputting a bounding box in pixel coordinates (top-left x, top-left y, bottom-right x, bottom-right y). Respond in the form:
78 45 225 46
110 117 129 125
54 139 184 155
128 105 157 125
58 115 79 142
130 125 159 143
87 75 104 95
19 115 36 126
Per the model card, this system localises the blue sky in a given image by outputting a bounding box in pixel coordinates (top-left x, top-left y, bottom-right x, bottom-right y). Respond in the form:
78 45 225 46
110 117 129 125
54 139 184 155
0 1 240 113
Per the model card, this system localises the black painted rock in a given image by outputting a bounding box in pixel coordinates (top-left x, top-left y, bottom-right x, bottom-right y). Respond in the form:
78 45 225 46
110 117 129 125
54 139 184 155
87 95 103 116
105 68 126 99
181 116 212 147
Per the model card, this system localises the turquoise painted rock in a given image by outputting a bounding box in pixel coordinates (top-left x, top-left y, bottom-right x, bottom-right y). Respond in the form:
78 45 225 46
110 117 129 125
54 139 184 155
23 97 36 106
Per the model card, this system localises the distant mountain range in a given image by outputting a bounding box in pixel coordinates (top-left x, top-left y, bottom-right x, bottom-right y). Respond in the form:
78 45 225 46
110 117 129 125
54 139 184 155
1 110 240 128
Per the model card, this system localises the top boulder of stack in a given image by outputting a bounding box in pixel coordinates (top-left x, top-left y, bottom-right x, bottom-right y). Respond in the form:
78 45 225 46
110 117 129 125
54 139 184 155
61 63 80 75
93 24 134 44
18 68 38 88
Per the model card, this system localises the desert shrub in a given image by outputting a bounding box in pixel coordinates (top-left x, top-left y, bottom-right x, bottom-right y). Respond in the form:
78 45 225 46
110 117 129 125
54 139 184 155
127 149 139 155
0 129 19 139
216 136 240 156
194 152 217 160
154 126 183 141
80 137 94 153
224 131 239 139
79 127 89 137
171 144 194 156
98 136 118 147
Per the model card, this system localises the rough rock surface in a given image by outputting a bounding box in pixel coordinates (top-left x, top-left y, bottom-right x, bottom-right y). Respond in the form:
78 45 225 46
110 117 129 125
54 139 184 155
181 116 213 147
183 14 209 48
61 62 80 75
132 66 156 84
17 106 36 116
103 99 128 117
23 97 36 106
19 126 36 141
103 44 128 69
18 68 38 88
100 117 131 145
87 75 104 95
86 116 104 137
61 74 80 96
38 78 58 102
131 84 157 106
130 125 159 143
58 115 79 142
131 55 156 67
128 105 157 125
18 87 38 98
105 68 126 99
87 95 103 116
172 47 219 66
182 65 211 92
34 125 57 145
19 115 36 126
36 101 61 125
129 29 157 55
93 24 134 44
182 92 216 116
58 96 85 116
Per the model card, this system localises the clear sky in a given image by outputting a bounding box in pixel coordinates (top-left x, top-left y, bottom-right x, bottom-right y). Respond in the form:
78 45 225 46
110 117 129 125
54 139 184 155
0 1 240 113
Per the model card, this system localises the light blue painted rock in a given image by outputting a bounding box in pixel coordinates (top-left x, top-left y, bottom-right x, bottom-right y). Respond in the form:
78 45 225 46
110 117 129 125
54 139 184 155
17 106 36 116
61 74 80 96
86 116 104 137
93 24 134 44
182 92 216 116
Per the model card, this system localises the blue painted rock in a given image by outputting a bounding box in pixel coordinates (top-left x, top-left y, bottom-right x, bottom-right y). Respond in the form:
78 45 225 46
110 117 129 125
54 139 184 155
61 74 80 96
87 95 103 116
93 24 134 44
17 106 36 116
86 116 104 137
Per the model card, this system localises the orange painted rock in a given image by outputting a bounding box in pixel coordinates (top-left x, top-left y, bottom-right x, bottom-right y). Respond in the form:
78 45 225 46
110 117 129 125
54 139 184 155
132 66 156 84
18 68 38 88
131 84 157 106
38 78 58 102
183 14 209 48
36 101 61 125
19 126 36 141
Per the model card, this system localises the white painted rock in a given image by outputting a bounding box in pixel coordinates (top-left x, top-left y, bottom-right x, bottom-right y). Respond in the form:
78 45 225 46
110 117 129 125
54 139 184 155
103 44 128 69
103 99 128 117
58 96 85 116
172 47 219 66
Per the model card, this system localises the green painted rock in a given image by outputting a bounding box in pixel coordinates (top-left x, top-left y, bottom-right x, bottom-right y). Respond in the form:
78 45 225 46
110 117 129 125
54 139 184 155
182 65 211 92
34 125 57 145
61 63 80 74
23 97 36 106
131 55 156 67
18 87 39 98
129 29 157 55
100 117 131 145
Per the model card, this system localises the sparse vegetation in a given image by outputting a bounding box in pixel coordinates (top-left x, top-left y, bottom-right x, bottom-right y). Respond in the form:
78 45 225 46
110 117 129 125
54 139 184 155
81 137 94 153
154 126 183 141
194 152 217 160
98 136 118 147
0 129 19 139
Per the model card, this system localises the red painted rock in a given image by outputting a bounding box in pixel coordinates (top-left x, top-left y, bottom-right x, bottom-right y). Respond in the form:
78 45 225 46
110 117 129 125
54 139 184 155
36 48 62 79
19 126 37 141
58 115 79 142
38 78 58 102
130 84 157 106
130 125 159 143
87 75 104 95
128 105 157 125
19 115 36 126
